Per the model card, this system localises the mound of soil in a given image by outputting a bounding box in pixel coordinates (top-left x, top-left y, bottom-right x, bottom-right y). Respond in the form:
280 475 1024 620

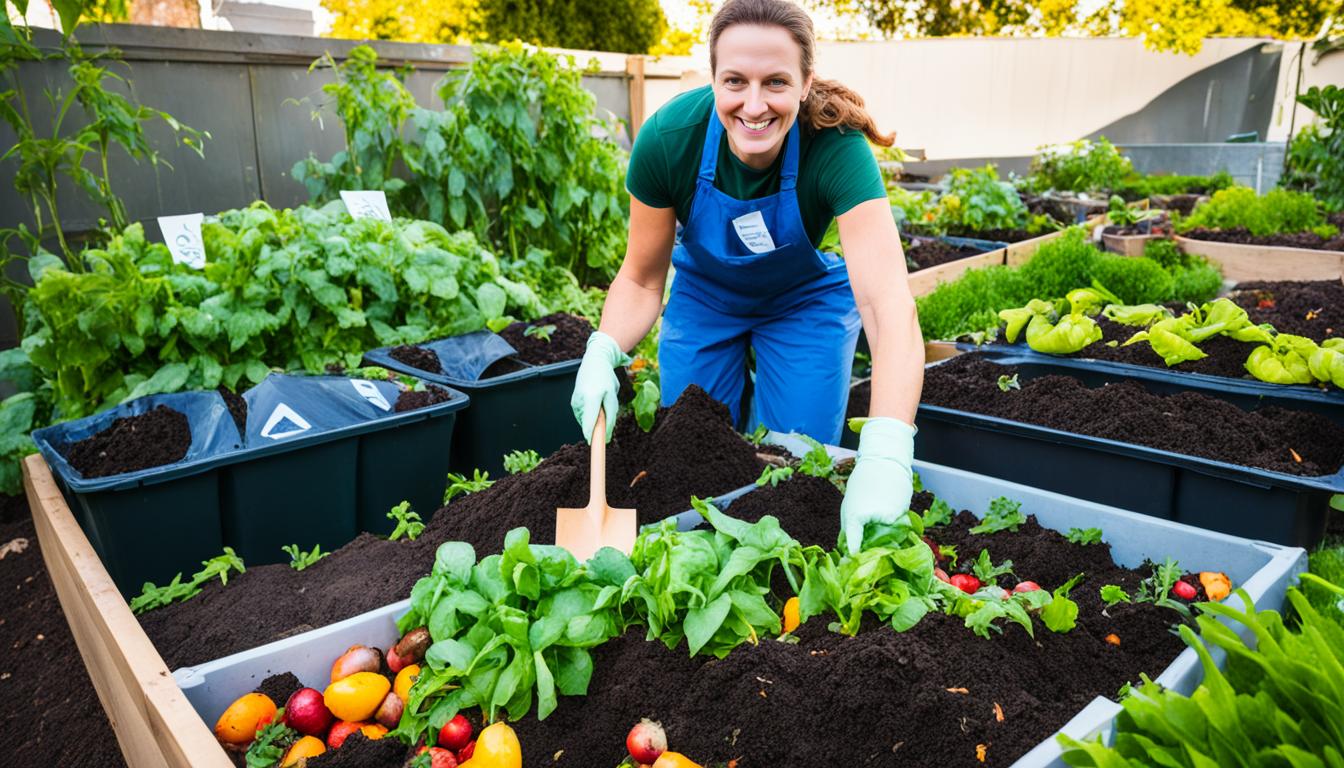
63 405 191 478
713 473 843 548
393 384 455 412
253 672 302 708
495 312 593 365
1182 227 1344 252
388 344 441 374
922 354 1344 477
140 386 765 669
306 730 406 768
1232 279 1344 341
218 387 247 434
906 238 985 271
508 479 1190 768
0 496 128 768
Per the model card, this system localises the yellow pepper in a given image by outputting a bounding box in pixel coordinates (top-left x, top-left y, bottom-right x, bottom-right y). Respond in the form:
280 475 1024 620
214 692 277 745
782 596 801 634
324 672 391 722
1199 571 1231 602
652 752 702 768
281 735 325 766
459 721 522 768
394 663 421 704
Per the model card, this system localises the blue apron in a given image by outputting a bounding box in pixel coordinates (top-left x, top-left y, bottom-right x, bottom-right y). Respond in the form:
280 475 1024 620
659 111 861 444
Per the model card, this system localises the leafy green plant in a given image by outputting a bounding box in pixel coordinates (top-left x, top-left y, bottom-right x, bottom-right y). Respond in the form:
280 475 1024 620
502 449 542 474
1283 84 1344 212
1177 187 1331 236
1111 171 1235 200
128 547 246 614
971 549 1015 585
387 501 425 541
633 380 659 433
444 469 493 502
745 423 769 446
244 721 298 768
1059 579 1344 766
1105 195 1162 228
1304 540 1344 628
921 498 953 528
796 435 834 479
932 165 1032 234
1026 138 1133 194
1066 527 1102 545
523 323 556 342
997 373 1021 391
970 496 1026 534
1040 573 1084 633
1133 557 1190 617
1101 584 1131 606
756 465 794 488
281 543 329 571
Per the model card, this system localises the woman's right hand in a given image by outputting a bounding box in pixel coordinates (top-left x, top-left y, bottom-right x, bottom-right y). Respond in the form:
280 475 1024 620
570 331 631 443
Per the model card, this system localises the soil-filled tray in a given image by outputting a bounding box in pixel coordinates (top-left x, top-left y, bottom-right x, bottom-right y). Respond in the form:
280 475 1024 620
915 354 1344 545
31 378 468 595
168 457 1305 768
365 313 598 477
138 386 766 670
907 236 1007 297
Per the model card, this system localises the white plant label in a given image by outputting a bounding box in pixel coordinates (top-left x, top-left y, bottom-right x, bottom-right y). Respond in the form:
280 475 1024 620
350 379 391 411
731 210 777 254
157 213 206 269
340 190 392 221
260 403 312 440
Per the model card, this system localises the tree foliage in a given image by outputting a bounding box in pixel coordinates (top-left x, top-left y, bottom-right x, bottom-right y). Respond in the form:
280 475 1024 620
322 0 480 44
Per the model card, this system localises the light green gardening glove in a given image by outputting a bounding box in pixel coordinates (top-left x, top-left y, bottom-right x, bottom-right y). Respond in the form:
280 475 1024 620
840 417 916 555
570 331 632 443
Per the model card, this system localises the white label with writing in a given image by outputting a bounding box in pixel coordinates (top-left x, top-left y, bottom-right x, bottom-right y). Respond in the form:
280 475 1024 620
731 210 777 254
157 213 206 269
350 379 391 411
340 190 392 221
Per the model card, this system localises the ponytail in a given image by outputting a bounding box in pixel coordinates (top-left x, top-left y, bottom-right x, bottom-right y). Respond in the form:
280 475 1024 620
804 78 895 147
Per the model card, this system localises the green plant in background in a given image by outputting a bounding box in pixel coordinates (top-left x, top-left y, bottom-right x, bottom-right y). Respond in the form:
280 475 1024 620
970 496 1026 534
1059 579 1344 766
1177 187 1333 236
1305 534 1344 629
1025 138 1133 195
1284 84 1344 212
281 543 329 571
932 165 1031 233
444 469 493 502
128 547 245 614
523 323 556 342
633 379 659 432
387 500 425 541
1110 171 1235 200
503 449 542 474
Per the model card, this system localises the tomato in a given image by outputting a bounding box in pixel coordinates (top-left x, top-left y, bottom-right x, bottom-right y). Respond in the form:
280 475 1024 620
213 692 277 745
394 664 421 705
949 573 981 594
325 672 392 721
281 735 326 766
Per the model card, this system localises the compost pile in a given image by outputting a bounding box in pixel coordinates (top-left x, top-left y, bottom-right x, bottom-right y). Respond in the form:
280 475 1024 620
63 405 191 478
139 386 765 668
506 483 1189 767
921 354 1344 477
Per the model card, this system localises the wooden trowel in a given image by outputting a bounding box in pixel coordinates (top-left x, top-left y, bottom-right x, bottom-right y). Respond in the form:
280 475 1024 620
556 408 637 561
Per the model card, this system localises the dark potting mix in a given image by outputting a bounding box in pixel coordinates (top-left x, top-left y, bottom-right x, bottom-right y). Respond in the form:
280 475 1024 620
139 385 766 669
920 353 1344 477
389 312 594 380
905 238 987 272
63 405 192 478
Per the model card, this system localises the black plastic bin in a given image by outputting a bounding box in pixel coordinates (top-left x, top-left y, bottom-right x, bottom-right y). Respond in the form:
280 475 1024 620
914 354 1343 547
32 378 469 596
364 334 582 478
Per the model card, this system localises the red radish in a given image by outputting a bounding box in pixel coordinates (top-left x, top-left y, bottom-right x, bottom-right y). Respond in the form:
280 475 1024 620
626 718 668 764
438 714 473 751
331 645 382 682
1173 580 1197 600
283 688 334 737
374 691 403 729
327 720 364 749
457 740 475 762
391 627 431 671
923 536 944 563
949 574 981 594
1013 581 1041 594
934 567 951 584
418 746 458 768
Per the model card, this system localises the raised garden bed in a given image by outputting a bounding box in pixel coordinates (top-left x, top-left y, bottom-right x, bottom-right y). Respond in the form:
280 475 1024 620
30 376 468 595
167 455 1305 768
906 236 1007 297
366 312 598 477
915 354 1344 546
1176 235 1344 282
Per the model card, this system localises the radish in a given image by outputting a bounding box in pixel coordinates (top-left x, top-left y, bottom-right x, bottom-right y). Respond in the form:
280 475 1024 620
390 627 431 672
1013 581 1041 593
374 691 403 729
458 740 475 761
418 746 459 768
949 574 981 594
326 720 363 749
1172 580 1197 600
626 718 668 764
283 687 334 737
934 567 951 584
923 536 943 563
438 714 473 751
331 645 382 682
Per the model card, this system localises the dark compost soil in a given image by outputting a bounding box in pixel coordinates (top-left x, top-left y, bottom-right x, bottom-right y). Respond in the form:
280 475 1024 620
945 226 1036 243
306 730 407 768
218 387 247 434
388 344 442 375
1183 227 1344 252
906 238 986 271
139 386 765 669
507 480 1191 768
1231 279 1344 341
494 312 593 365
393 383 455 412
253 672 302 708
63 405 191 478
0 494 128 768
922 354 1344 477
847 378 872 424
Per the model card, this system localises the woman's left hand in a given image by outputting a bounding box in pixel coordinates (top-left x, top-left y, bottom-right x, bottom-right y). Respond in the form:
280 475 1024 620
840 417 916 554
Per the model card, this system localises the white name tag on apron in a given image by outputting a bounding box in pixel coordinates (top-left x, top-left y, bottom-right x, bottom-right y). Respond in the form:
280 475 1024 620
731 210 777 254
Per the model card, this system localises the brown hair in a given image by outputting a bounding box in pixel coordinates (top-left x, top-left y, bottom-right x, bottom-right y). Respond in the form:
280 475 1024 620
708 0 895 147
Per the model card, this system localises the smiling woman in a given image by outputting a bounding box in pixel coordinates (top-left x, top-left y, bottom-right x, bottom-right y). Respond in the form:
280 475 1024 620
570 0 926 555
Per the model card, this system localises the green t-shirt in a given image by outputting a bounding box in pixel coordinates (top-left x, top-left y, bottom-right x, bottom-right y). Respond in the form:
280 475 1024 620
626 85 886 248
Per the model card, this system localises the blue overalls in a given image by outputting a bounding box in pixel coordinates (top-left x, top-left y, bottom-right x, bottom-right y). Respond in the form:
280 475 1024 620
659 111 862 445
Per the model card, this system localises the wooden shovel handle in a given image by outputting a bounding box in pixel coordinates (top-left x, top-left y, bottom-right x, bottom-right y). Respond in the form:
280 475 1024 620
589 408 607 508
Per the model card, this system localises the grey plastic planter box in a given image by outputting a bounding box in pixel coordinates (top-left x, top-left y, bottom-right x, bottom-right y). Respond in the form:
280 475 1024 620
172 453 1305 768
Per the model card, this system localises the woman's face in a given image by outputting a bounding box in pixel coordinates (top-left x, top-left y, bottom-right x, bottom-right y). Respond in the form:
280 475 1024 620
712 23 812 171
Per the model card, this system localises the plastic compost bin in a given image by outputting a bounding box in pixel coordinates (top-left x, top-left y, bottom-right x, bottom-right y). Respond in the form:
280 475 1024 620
170 453 1306 768
914 354 1343 547
31 376 468 596
363 330 583 478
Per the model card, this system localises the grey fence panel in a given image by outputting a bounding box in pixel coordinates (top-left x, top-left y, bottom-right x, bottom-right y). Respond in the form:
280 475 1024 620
249 64 348 208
